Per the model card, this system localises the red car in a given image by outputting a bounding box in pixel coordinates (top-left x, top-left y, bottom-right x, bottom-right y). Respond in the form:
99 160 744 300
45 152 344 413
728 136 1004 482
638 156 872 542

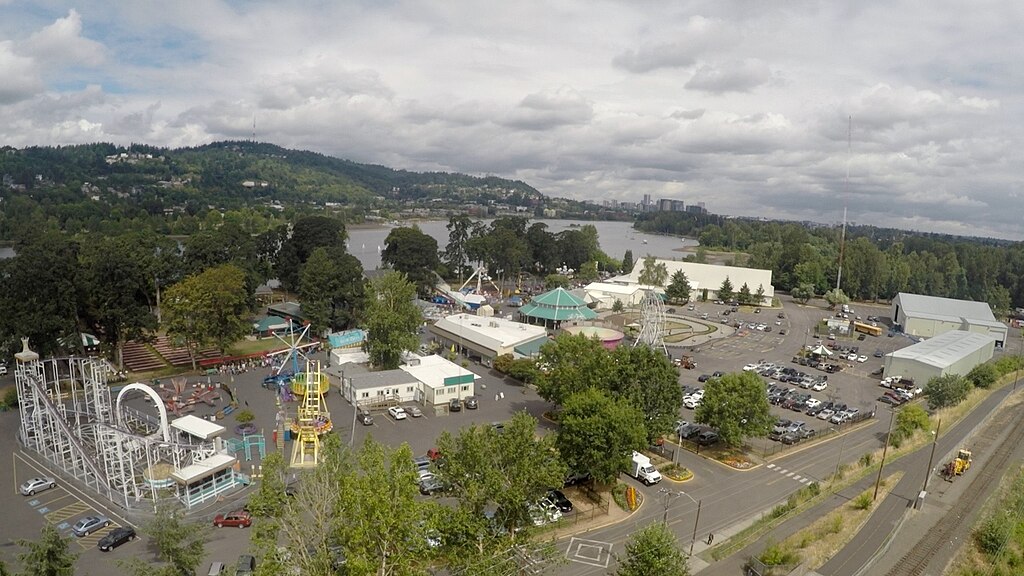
213 510 252 528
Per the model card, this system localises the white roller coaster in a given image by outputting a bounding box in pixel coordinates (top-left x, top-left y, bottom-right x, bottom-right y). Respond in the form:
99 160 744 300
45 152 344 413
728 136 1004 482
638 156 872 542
14 339 243 510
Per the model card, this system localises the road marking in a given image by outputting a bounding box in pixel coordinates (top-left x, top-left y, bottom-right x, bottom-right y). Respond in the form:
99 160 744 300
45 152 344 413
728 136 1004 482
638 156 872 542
793 475 802 481
786 472 795 478
566 537 613 568
767 463 776 469
46 501 90 523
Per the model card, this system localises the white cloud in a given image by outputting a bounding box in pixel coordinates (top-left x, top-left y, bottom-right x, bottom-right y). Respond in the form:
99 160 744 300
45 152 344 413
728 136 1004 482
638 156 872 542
0 2 1023 238
21 9 105 67
0 41 43 103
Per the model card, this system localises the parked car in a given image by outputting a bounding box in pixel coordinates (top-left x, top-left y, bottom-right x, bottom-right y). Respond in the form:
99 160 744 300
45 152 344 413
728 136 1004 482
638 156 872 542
388 406 408 420
698 374 711 382
213 510 252 528
20 476 56 496
236 554 256 576
678 424 702 440
405 406 423 418
72 515 111 537
448 398 462 412
356 410 374 425
696 430 719 446
98 526 137 551
546 489 574 513
817 409 835 421
463 396 479 410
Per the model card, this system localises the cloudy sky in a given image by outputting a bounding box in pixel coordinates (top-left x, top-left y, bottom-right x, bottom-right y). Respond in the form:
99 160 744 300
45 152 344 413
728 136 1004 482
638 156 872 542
2 2 1022 239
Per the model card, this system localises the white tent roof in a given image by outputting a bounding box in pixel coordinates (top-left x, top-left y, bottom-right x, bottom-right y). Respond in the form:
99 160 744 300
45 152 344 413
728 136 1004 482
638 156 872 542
811 344 833 356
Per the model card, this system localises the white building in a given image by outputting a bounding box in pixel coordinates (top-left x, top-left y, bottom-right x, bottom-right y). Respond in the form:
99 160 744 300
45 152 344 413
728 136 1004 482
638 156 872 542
608 259 774 306
883 330 996 384
400 354 478 407
891 293 1007 346
430 313 550 366
583 281 687 309
340 369 423 407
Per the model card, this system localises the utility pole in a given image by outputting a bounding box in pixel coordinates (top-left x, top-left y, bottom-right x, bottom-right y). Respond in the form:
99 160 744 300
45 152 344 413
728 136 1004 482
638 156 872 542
690 498 702 556
922 417 942 495
874 406 896 501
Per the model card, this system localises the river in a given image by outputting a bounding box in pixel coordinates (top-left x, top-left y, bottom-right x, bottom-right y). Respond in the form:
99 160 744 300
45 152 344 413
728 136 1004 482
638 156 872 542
346 219 697 270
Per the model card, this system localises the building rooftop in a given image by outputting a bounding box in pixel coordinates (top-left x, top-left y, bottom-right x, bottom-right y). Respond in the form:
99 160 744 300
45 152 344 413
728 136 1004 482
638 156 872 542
518 287 598 321
346 369 420 391
170 415 225 441
896 293 999 323
433 313 549 350
401 354 478 389
889 330 996 369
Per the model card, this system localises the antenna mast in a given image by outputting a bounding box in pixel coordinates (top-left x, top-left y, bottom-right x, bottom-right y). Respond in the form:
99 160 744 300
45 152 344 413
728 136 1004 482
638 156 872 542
251 114 256 143
836 116 851 292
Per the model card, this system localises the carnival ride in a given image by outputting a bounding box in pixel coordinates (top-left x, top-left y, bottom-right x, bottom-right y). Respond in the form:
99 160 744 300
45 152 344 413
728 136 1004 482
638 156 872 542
262 320 332 467
13 338 243 510
633 289 668 355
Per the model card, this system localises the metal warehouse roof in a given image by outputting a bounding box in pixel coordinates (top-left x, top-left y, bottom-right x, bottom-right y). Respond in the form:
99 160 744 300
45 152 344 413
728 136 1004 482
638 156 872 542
889 330 996 369
895 293 998 323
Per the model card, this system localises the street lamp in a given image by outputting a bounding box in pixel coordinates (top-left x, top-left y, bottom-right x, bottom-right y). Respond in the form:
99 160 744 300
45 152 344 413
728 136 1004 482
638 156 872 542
659 488 682 524
661 488 702 555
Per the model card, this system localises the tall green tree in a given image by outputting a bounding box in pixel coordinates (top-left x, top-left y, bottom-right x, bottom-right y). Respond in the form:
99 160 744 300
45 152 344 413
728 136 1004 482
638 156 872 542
162 264 250 368
737 282 752 305
362 271 422 369
0 232 80 357
577 260 599 284
610 345 684 442
381 225 441 296
621 250 634 274
79 234 158 369
823 288 850 309
276 215 347 291
925 374 971 409
299 246 366 333
615 522 690 576
638 256 669 286
556 388 647 484
665 270 692 304
527 222 559 274
791 283 815 304
717 276 734 303
535 333 615 405
445 215 473 283
18 524 77 576
694 372 773 447
436 412 566 534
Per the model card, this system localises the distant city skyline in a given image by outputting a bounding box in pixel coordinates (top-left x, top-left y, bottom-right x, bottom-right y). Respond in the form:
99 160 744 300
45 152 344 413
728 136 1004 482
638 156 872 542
0 2 1022 239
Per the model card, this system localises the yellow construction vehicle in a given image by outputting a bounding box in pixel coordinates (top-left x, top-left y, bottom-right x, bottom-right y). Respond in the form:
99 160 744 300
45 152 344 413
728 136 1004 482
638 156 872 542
942 449 972 481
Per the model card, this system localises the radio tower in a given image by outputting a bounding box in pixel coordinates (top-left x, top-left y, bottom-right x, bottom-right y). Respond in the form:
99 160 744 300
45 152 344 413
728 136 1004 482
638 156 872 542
835 116 851 292
251 114 257 143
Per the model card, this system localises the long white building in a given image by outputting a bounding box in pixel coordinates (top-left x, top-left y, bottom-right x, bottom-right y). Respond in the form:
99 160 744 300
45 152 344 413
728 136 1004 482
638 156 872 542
597 259 774 306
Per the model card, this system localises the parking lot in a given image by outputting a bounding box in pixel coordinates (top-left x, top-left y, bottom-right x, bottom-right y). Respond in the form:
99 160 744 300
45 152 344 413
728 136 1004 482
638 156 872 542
670 295 913 444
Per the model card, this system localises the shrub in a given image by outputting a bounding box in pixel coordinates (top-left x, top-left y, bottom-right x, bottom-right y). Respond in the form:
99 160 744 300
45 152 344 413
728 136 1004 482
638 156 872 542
851 492 873 510
235 409 255 424
1 387 18 409
825 515 844 535
974 512 1012 556
758 541 800 566
925 374 971 409
493 353 514 374
612 299 624 312
859 453 873 468
967 363 999 389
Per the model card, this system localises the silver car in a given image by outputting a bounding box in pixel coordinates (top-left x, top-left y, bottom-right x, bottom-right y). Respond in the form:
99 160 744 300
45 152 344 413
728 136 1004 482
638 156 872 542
405 405 423 418
19 476 56 496
72 515 111 537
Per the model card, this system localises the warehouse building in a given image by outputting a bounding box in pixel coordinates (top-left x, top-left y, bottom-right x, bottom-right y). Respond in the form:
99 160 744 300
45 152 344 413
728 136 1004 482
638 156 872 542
607 259 774 306
883 330 996 385
429 313 550 367
891 293 1007 346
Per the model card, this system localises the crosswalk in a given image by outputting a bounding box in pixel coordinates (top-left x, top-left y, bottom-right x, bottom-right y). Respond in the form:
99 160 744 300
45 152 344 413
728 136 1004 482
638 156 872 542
766 462 814 485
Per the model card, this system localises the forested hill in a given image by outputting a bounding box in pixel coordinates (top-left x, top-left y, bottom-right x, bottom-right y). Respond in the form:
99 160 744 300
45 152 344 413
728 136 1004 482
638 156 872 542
0 141 543 213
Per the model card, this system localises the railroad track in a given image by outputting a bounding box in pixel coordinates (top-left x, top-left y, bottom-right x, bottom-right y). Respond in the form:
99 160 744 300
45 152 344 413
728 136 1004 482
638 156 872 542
884 405 1024 576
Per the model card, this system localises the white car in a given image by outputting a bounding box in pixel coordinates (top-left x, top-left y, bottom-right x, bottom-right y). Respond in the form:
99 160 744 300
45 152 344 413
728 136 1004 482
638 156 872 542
804 398 821 409
20 476 56 496
812 381 828 391
847 353 858 361
857 355 867 363
387 406 408 421
742 364 759 372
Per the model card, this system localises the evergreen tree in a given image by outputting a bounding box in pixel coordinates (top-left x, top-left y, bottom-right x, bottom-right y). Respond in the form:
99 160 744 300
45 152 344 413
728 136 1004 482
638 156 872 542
622 250 634 273
717 276 734 303
665 270 691 304
18 524 77 576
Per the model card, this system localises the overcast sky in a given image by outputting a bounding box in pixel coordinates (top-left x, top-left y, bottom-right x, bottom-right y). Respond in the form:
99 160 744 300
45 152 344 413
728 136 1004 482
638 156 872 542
2 1 1022 239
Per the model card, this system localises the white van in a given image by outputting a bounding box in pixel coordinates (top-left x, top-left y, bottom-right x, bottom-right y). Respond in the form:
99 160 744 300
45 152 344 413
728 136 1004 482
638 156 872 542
207 562 225 576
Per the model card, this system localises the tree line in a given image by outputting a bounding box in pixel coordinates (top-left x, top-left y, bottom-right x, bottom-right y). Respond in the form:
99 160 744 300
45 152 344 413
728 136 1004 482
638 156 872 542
636 212 1024 312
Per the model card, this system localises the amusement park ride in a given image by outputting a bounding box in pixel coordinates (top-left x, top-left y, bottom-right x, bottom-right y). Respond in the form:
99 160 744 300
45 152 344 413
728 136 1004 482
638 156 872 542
13 338 244 511
265 320 332 468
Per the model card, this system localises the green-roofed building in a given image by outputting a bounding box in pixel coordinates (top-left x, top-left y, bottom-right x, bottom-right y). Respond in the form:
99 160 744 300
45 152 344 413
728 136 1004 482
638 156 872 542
518 287 597 328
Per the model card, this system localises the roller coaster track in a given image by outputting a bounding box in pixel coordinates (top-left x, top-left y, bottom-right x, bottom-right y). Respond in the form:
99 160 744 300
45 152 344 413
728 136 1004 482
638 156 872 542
884 403 1024 576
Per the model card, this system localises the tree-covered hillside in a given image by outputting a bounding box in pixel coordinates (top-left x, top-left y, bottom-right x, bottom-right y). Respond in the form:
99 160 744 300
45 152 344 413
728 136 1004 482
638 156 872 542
0 141 543 241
